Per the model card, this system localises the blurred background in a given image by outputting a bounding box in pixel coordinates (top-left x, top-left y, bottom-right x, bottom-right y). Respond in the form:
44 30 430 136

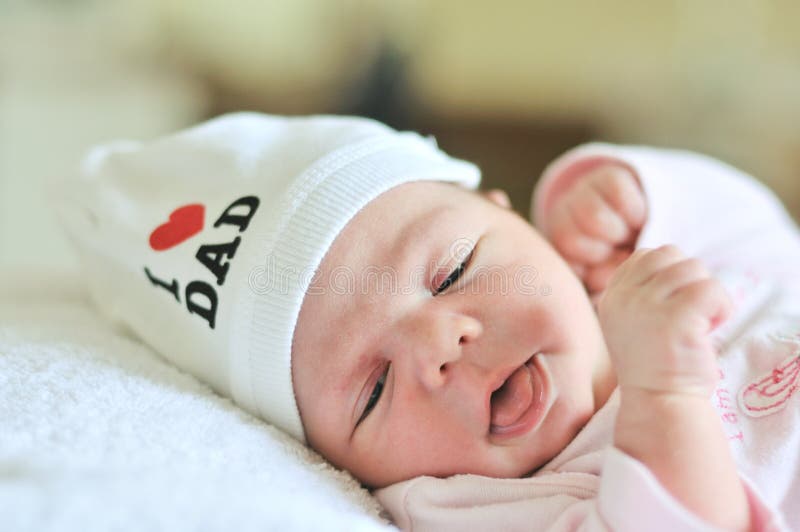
2 0 799 272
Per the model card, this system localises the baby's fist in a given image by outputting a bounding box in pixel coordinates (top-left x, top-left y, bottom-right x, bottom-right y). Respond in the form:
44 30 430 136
597 245 733 397
546 163 647 296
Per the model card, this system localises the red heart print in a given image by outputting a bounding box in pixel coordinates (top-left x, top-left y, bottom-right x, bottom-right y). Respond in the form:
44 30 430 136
149 204 205 251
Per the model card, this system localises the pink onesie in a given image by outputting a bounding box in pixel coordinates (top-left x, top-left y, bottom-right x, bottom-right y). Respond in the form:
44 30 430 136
375 144 800 531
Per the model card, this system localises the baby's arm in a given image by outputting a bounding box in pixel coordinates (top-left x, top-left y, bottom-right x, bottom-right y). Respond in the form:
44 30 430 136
527 145 794 529
533 143 800 297
599 245 749 530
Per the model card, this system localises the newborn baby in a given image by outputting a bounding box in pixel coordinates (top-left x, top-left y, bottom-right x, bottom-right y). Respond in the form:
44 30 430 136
56 114 800 531
292 176 619 486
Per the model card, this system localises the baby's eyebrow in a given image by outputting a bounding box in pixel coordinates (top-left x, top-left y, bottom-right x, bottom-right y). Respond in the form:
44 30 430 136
390 205 458 263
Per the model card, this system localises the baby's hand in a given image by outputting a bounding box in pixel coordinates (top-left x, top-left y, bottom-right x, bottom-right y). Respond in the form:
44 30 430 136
546 163 647 299
597 245 733 397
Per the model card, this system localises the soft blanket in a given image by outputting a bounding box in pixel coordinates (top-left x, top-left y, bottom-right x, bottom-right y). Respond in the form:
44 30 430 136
0 267 393 532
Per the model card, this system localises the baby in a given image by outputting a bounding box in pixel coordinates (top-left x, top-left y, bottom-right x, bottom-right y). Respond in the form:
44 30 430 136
56 113 800 531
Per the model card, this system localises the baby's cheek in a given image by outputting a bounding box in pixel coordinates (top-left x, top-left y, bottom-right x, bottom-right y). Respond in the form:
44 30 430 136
390 408 487 475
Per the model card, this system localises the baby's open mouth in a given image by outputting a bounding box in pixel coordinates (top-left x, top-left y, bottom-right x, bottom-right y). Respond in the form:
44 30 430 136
489 354 550 439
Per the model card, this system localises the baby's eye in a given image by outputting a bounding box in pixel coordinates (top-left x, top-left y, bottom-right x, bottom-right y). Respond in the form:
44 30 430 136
357 364 389 426
433 248 474 295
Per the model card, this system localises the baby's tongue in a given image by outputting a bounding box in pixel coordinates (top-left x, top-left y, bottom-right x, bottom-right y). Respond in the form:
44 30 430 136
490 364 534 428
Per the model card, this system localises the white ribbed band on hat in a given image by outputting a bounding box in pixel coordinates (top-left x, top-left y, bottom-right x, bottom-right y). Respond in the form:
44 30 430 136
229 130 481 442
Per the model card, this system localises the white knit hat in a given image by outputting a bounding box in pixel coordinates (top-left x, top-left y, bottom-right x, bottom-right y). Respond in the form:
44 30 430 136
53 113 481 442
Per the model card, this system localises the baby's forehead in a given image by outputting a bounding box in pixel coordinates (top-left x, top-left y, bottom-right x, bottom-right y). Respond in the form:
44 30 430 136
323 181 481 261
303 181 484 314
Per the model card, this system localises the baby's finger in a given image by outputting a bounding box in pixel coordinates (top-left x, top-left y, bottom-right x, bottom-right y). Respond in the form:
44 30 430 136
709 286 735 332
567 184 631 244
584 248 631 293
587 165 648 231
618 244 685 286
650 257 711 300
672 278 734 333
549 205 614 264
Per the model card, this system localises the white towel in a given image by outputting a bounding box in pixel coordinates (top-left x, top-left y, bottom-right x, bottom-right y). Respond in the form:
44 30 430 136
0 267 393 532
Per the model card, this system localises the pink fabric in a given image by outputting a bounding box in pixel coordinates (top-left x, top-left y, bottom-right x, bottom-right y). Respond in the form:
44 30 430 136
376 144 800 531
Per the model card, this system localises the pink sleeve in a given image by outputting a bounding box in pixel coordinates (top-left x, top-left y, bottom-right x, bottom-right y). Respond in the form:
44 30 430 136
374 450 787 532
531 143 800 285
375 472 616 531
599 447 788 532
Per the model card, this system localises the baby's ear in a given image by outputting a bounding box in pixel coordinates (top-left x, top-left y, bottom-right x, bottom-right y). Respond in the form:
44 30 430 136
480 188 512 209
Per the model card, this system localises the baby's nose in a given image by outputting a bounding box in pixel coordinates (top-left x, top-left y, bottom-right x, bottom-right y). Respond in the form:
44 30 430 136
402 310 483 390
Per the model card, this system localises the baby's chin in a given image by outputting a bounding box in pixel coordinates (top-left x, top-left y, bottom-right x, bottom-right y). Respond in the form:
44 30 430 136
471 451 558 481
521 397 598 476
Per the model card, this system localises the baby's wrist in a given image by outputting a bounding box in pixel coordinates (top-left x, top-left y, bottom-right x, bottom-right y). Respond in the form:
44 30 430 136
613 370 716 400
614 385 749 531
618 385 711 408
616 386 712 427
615 386 717 447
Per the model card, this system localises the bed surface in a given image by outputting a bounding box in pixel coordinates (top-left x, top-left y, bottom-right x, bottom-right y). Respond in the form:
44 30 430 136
0 268 393 532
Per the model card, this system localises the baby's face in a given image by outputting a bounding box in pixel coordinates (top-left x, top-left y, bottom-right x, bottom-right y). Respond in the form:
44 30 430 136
292 181 614 488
